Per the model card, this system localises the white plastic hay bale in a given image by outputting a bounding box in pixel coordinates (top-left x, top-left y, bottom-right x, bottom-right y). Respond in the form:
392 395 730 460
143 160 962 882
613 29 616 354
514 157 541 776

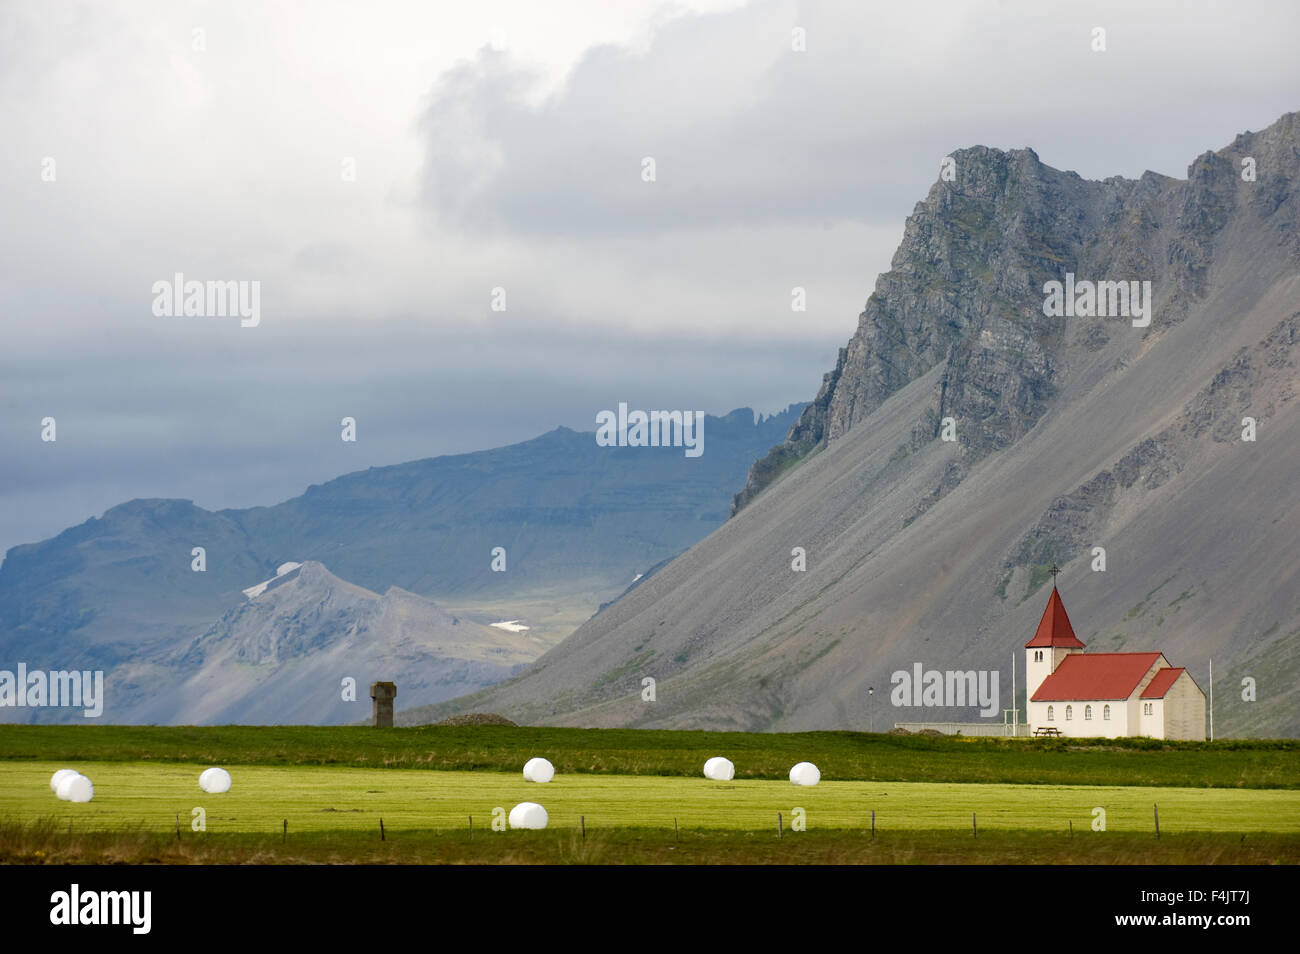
522 757 554 783
789 761 821 786
199 767 232 793
56 773 93 802
508 802 549 829
50 769 80 793
703 756 735 781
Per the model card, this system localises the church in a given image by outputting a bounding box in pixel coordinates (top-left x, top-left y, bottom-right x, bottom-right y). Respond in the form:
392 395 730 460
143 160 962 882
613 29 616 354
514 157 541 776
1024 587 1206 740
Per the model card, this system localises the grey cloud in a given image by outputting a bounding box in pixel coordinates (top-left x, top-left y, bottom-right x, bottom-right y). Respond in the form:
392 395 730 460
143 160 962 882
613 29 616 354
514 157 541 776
418 0 1300 237
0 318 832 556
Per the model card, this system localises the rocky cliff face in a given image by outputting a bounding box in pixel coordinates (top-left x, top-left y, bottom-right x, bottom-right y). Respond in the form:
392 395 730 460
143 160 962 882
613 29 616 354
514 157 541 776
422 112 1300 737
735 117 1299 516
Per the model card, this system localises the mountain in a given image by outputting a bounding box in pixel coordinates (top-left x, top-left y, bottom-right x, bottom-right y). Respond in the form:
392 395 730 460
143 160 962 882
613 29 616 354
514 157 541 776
8 559 539 724
406 112 1300 737
0 405 804 721
101 561 539 725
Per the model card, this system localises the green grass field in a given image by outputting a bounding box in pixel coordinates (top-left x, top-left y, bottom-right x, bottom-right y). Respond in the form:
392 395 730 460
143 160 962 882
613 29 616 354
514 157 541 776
3 725 1297 787
2 725 1297 864
5 760 1300 834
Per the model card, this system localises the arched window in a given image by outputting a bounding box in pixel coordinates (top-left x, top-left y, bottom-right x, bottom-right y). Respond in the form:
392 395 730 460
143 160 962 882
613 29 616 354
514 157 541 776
1034 650 1043 662
1065 705 1073 720
1047 705 1055 721
1084 705 1093 720
1103 705 1111 720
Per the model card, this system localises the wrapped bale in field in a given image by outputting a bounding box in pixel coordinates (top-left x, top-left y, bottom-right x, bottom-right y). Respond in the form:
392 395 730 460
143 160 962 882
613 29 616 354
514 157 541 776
522 757 554 783
703 756 735 781
789 762 821 786
56 774 93 802
200 767 232 793
508 802 549 829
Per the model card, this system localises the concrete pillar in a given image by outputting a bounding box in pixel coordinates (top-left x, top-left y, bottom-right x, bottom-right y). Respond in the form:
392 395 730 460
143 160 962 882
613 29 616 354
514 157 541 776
370 681 396 727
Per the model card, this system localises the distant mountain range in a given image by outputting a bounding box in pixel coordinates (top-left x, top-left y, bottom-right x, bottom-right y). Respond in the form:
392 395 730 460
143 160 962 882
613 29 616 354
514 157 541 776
409 112 1300 738
0 405 804 723
114 560 538 724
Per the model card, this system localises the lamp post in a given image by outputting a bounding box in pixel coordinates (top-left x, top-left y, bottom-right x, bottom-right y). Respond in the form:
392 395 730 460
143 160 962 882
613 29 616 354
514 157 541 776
868 686 874 734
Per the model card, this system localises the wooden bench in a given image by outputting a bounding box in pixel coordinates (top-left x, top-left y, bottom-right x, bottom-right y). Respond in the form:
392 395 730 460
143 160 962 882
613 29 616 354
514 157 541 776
1033 726 1062 737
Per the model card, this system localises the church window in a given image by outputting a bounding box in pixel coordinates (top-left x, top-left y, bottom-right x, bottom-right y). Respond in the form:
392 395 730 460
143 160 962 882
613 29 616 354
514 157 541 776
1065 705 1073 720
1084 705 1092 720
1104 705 1111 720
1047 705 1054 721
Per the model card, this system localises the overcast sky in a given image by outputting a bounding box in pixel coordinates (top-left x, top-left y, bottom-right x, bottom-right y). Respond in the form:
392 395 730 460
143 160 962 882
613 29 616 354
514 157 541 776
2 0 1297 557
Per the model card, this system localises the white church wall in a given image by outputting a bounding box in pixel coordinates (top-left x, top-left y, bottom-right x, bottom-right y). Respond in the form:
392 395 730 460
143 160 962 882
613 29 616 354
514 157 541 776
1137 698 1161 738
1162 673 1207 741
1101 699 1129 738
1028 698 1131 738
1025 649 1053 703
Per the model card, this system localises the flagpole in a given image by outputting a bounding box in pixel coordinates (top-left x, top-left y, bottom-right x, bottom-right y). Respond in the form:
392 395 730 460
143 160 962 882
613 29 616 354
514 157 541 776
1011 652 1017 737
1209 657 1214 741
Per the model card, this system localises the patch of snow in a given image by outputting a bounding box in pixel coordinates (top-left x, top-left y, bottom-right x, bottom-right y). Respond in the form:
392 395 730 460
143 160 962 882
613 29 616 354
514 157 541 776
632 573 643 583
243 561 302 600
490 619 530 632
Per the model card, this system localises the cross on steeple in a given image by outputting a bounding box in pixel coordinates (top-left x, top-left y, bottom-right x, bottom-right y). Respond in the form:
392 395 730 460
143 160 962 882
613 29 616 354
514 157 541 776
1051 563 1060 587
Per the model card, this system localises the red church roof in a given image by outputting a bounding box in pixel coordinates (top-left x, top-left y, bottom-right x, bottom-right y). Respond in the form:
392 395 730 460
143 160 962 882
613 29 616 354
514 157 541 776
1024 587 1086 649
1140 667 1186 699
1030 652 1164 701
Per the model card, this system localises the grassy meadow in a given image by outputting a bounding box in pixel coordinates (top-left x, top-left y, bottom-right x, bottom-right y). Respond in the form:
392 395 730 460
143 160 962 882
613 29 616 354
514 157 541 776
2 724 1297 787
2 725 1297 864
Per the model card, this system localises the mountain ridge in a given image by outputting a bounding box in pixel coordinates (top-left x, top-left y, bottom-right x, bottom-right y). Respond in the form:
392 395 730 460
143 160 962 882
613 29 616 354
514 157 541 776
0 405 805 722
113 559 538 724
407 112 1300 737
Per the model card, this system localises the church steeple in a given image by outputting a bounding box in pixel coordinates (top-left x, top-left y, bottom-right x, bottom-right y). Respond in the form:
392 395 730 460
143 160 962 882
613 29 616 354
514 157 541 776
1024 584 1086 708
1025 586 1086 649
